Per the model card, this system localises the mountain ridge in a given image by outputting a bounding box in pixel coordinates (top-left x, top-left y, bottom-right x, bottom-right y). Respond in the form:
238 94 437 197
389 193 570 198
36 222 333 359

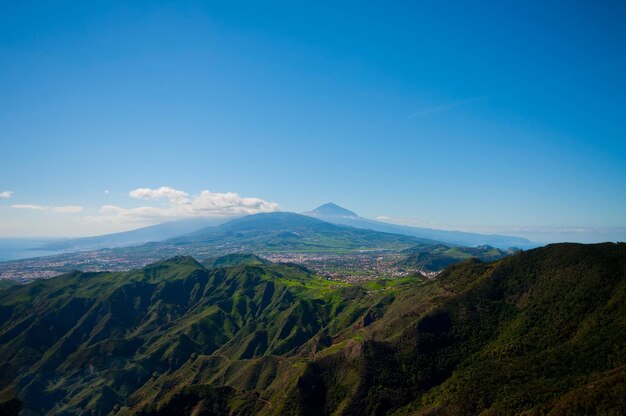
33 217 233 252
9 204 534 264
0 243 624 414
304 202 535 249
165 211 439 253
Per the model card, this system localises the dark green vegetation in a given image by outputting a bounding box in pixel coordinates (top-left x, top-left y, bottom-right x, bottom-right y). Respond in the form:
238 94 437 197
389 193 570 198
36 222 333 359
0 243 625 415
397 243 513 272
0 280 16 290
202 253 271 269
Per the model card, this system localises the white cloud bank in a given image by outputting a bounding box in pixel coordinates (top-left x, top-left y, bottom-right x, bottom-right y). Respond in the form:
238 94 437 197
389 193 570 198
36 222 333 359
87 187 279 224
12 204 83 213
129 186 190 204
0 191 13 198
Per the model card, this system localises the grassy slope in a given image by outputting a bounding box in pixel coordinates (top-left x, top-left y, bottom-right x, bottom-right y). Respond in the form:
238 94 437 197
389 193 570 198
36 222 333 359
283 243 626 415
0 280 16 290
397 243 510 272
168 212 428 254
0 255 417 415
203 253 271 268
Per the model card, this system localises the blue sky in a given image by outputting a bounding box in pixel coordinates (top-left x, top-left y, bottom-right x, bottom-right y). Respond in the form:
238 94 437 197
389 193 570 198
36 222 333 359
1 1 625 241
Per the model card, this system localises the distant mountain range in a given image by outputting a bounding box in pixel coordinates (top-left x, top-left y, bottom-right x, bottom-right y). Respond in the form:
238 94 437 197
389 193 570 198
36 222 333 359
29 203 534 257
1 242 624 414
305 202 535 249
0 212 521 280
167 211 435 253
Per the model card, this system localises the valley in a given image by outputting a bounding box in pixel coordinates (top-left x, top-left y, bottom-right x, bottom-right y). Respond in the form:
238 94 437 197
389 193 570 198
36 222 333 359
0 210 504 283
0 210 623 415
0 248 427 284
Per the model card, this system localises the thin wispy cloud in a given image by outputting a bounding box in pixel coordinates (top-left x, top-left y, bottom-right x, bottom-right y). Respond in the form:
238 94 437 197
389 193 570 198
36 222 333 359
409 94 495 118
376 215 626 243
408 60 625 121
12 204 83 213
377 214 595 233
86 186 280 224
0 191 13 198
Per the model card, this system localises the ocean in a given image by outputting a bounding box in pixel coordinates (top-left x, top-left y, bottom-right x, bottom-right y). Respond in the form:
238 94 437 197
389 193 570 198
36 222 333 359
0 238 62 261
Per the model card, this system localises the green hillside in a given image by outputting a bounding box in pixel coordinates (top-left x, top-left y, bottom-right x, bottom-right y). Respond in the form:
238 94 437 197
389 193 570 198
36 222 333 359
0 280 16 290
202 253 271 268
167 212 435 253
286 243 626 415
0 255 406 415
0 243 625 415
397 243 512 272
